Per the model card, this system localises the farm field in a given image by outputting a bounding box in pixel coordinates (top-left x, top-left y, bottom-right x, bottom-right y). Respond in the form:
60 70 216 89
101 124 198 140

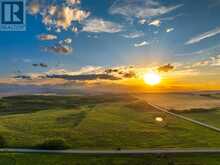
0 153 220 165
173 108 220 128
0 95 219 149
137 93 220 110
200 93 220 99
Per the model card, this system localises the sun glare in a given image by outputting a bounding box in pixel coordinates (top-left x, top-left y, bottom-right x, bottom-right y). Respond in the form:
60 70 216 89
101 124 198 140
144 71 161 86
155 117 164 122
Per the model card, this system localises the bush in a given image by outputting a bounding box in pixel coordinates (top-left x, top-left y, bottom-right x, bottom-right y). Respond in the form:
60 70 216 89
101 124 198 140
0 135 7 148
36 138 70 150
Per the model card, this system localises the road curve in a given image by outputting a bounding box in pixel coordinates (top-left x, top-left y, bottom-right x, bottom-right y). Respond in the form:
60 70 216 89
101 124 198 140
1 148 220 155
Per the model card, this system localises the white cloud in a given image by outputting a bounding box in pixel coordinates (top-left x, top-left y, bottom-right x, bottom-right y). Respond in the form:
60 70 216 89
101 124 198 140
27 0 41 15
47 66 103 75
72 27 78 32
186 27 220 45
190 55 220 68
110 0 183 19
210 55 220 66
166 28 174 33
59 38 72 45
47 5 57 16
122 31 144 38
54 7 90 30
82 18 123 33
139 19 146 24
65 0 80 5
37 34 57 41
27 0 90 31
134 41 149 47
149 19 161 27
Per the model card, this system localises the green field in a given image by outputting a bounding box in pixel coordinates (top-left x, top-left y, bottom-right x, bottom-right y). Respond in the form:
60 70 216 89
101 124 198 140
0 153 220 165
200 93 220 99
173 108 220 128
0 95 219 149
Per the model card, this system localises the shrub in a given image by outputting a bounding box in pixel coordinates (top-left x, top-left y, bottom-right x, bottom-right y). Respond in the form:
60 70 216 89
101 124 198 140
36 138 70 150
0 135 7 148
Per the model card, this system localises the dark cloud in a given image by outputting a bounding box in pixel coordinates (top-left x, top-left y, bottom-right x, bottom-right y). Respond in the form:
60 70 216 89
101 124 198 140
46 74 121 81
32 64 38 67
157 64 175 72
32 63 48 68
42 44 73 54
14 75 32 80
105 68 119 74
13 66 138 82
105 67 136 78
123 71 136 78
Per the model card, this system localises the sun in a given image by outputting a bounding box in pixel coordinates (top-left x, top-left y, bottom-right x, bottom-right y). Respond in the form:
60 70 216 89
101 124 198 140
144 71 161 86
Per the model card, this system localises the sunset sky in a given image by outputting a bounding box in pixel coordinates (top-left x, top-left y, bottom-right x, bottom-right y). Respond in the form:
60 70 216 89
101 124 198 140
1 0 220 93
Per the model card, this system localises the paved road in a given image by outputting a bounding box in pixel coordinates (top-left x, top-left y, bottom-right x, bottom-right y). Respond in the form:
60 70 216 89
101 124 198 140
1 148 220 155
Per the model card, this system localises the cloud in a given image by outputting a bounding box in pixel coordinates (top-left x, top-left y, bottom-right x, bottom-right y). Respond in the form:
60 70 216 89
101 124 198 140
210 55 220 66
32 63 48 68
42 44 73 54
65 0 80 6
47 66 103 75
149 19 161 27
37 34 57 41
42 37 73 55
104 66 137 79
134 41 149 47
46 74 121 81
72 27 78 32
59 38 72 45
13 65 138 83
55 7 90 30
122 31 144 38
27 0 41 15
166 28 174 33
14 75 32 80
191 55 220 67
157 64 175 72
27 0 90 31
139 19 146 24
110 0 183 19
82 18 123 33
191 60 210 68
185 27 220 45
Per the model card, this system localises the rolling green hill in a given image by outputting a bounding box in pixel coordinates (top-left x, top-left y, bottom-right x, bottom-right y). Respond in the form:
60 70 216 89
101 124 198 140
0 95 219 149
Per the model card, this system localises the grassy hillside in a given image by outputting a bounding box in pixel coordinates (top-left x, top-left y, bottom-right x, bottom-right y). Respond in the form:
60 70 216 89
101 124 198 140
0 95 219 149
174 108 220 128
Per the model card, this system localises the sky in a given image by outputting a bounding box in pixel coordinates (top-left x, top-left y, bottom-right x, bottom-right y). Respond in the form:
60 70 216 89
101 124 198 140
1 0 220 93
